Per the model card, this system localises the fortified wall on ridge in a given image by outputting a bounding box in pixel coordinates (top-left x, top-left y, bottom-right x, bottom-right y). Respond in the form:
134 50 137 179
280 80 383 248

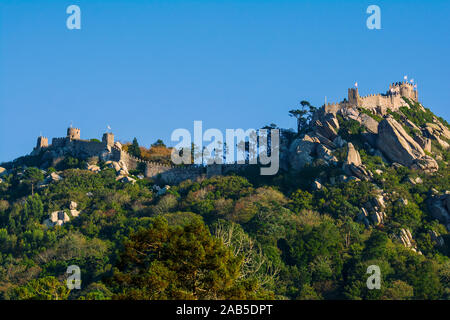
322 81 419 116
31 128 248 184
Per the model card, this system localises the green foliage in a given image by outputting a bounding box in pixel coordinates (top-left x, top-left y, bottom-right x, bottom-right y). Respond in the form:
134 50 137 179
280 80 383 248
10 276 70 300
0 112 449 302
128 138 141 158
358 108 383 122
110 217 272 299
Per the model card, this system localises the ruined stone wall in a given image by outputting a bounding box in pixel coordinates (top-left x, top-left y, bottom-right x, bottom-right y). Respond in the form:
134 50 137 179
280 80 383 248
118 150 144 171
358 94 408 113
153 166 204 184
51 137 68 148
71 140 107 159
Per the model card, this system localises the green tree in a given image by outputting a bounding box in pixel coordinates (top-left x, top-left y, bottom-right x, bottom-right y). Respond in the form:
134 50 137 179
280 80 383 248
289 100 315 133
110 217 272 299
11 276 70 300
151 139 166 148
128 138 141 158
23 167 44 195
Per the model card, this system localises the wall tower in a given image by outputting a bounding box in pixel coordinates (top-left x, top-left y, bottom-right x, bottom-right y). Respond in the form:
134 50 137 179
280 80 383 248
102 132 115 147
67 127 81 140
36 136 48 149
348 88 359 106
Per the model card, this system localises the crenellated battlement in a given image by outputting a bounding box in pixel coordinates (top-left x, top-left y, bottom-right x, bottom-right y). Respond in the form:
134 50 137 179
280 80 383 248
344 80 419 114
67 127 81 140
320 80 420 118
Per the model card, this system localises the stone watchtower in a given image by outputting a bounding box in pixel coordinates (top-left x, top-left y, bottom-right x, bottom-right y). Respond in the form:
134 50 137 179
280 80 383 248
348 88 360 106
36 136 48 149
67 127 81 140
102 132 115 147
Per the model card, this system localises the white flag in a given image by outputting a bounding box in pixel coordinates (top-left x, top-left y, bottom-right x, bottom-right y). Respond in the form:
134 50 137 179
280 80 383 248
404 75 408 80
354 82 358 88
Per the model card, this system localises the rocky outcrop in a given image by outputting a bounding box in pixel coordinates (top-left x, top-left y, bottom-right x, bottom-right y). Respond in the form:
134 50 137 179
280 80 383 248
37 172 63 189
356 208 370 227
154 185 171 196
314 113 339 141
423 121 450 150
429 230 445 247
121 176 136 184
69 201 80 217
289 135 317 170
343 143 373 181
413 135 432 153
346 143 362 166
87 164 101 173
316 145 338 165
398 228 421 254
377 116 425 166
340 107 378 134
376 116 438 172
359 114 379 134
43 201 82 227
427 192 450 231
44 211 70 227
104 160 134 182
411 156 439 173
312 180 322 190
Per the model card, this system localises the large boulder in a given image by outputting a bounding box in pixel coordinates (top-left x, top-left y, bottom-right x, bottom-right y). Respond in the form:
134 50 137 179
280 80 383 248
49 172 62 182
427 193 450 230
413 135 432 153
359 113 379 134
411 156 439 173
376 116 425 166
314 113 339 141
346 143 362 166
316 144 338 165
345 163 373 181
399 228 421 254
289 135 317 170
87 164 101 173
344 143 372 181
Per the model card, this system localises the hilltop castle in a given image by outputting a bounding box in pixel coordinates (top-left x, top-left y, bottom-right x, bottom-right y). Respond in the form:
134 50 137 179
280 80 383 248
323 81 419 115
29 80 423 183
31 127 231 184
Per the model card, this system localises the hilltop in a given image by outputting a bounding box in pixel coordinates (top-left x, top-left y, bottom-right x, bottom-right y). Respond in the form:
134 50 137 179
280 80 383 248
0 80 449 300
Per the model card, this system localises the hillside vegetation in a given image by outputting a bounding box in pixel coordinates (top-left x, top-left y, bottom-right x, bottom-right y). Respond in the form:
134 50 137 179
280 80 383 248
0 99 449 300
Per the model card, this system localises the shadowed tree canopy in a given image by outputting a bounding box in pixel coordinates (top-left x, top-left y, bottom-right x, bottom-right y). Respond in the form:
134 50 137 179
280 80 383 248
109 216 273 300
289 100 316 134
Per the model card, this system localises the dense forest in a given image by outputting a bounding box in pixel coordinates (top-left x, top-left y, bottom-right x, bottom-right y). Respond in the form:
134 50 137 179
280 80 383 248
0 102 449 300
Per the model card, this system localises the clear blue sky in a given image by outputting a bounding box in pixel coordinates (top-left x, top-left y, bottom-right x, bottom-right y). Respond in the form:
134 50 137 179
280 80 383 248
1 0 449 162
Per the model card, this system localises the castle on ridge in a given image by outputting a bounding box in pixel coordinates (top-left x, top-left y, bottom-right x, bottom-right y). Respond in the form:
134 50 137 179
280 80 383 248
30 81 420 182
32 127 229 183
323 81 418 115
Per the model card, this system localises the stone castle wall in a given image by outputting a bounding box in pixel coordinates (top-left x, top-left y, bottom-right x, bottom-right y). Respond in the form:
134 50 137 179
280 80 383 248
324 81 419 117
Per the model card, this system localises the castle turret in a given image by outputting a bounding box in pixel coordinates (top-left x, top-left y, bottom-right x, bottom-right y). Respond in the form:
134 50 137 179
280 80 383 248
348 88 359 106
67 127 81 140
36 136 48 149
102 132 114 147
